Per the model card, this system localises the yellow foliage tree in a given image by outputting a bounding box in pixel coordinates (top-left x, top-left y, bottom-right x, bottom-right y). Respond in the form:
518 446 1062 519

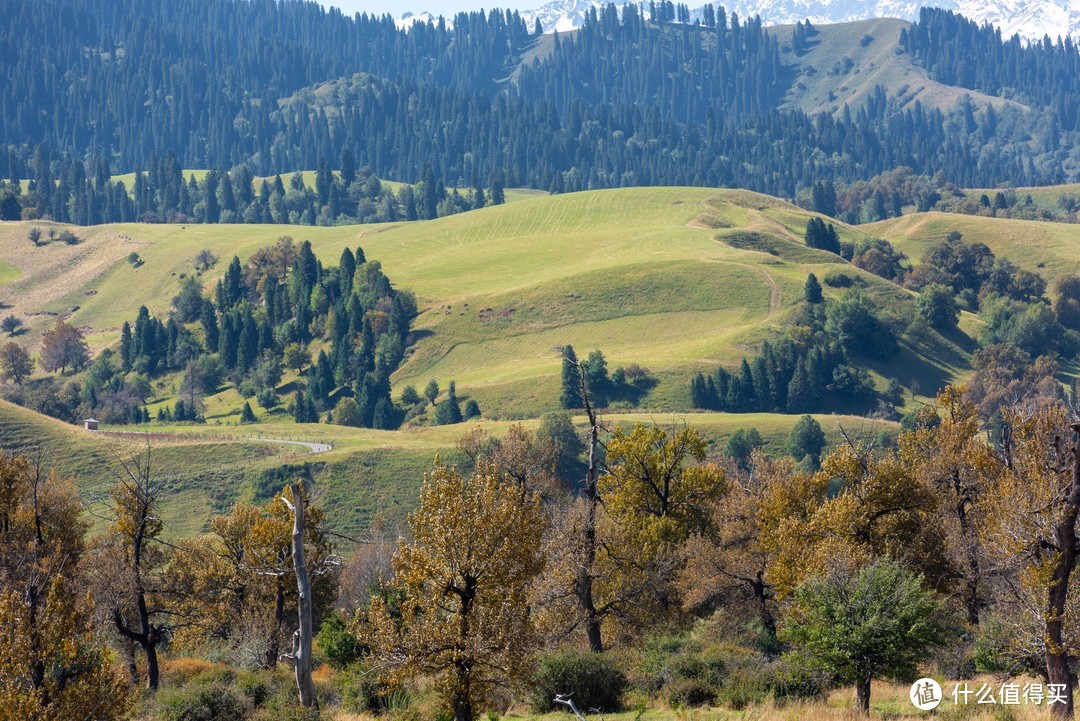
0 451 131 720
900 386 1003 624
593 423 726 629
368 459 545 721
167 487 337 668
760 438 947 598
677 452 787 645
982 405 1080 718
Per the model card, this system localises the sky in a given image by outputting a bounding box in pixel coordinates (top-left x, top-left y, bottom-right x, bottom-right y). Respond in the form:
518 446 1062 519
323 0 538 20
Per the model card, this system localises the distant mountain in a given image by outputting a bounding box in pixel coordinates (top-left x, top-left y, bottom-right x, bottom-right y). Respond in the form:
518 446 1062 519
513 0 1080 41
394 11 449 30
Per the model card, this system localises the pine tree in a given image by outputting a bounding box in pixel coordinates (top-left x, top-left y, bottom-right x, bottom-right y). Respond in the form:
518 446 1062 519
240 401 257 423
119 321 133 371
435 381 463 425
560 345 583 409
293 388 306 423
804 273 824 304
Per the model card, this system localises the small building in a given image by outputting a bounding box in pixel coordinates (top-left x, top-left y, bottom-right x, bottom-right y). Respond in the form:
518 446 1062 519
84 418 99 431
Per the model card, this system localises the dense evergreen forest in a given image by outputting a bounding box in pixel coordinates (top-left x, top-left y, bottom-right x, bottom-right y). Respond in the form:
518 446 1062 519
1 0 1078 226
901 8 1080 132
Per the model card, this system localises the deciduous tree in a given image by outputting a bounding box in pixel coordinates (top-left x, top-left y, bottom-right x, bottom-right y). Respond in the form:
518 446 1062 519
368 460 545 721
0 342 33 385
39 320 88 374
785 558 951 714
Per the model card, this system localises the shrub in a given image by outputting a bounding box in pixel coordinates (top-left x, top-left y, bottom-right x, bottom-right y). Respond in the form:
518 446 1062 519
317 611 362 669
665 677 715 707
766 657 830 701
333 664 384 714
823 271 860 288
58 229 81 245
156 682 249 721
529 649 627 712
716 668 768 710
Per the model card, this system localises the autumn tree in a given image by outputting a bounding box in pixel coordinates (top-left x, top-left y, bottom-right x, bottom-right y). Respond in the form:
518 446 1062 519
39 320 88 374
90 446 171 690
592 423 726 629
368 460 545 721
166 486 337 669
0 451 131 720
901 386 1002 624
759 437 947 599
678 452 784 646
457 423 562 498
786 558 951 714
0 342 33 385
982 406 1080 717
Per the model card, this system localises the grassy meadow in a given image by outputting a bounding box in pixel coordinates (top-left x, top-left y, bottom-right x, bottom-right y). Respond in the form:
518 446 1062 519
0 187 969 420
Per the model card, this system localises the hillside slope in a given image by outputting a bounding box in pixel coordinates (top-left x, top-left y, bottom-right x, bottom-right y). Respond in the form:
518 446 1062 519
0 188 971 418
772 18 1026 116
866 211 1080 283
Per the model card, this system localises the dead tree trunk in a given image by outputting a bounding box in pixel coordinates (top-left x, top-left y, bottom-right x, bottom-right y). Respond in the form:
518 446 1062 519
283 482 319 710
573 360 604 653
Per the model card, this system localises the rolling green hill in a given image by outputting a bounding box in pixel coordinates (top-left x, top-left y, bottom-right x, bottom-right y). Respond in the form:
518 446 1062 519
0 188 969 418
0 395 894 542
866 211 1080 284
0 186 1008 537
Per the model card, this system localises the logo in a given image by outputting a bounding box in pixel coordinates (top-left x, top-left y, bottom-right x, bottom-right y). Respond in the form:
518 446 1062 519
910 678 943 711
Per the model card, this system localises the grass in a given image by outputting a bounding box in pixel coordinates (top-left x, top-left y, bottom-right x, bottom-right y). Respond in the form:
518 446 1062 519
320 673 1057 720
0 257 22 285
962 181 1080 210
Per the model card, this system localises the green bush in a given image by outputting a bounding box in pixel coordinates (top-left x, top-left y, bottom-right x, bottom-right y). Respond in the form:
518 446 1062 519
823 270 863 288
529 649 627 712
716 669 769 710
333 663 385 714
638 635 689 693
317 611 362 668
156 682 249 721
234 672 271 707
766 657 830 701
665 677 716 707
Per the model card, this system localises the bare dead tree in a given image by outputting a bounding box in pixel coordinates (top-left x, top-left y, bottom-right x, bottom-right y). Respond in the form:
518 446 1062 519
281 482 318 710
571 356 605 653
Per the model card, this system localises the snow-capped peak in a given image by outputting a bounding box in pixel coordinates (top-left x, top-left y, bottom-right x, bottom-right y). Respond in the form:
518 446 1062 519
517 0 1080 41
395 11 451 31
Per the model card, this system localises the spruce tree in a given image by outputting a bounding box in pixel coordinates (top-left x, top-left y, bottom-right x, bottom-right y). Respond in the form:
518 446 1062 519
560 345 583 409
240 401 257 424
373 397 394 429
119 321 133 371
804 273 824 304
293 388 308 423
436 381 464 425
